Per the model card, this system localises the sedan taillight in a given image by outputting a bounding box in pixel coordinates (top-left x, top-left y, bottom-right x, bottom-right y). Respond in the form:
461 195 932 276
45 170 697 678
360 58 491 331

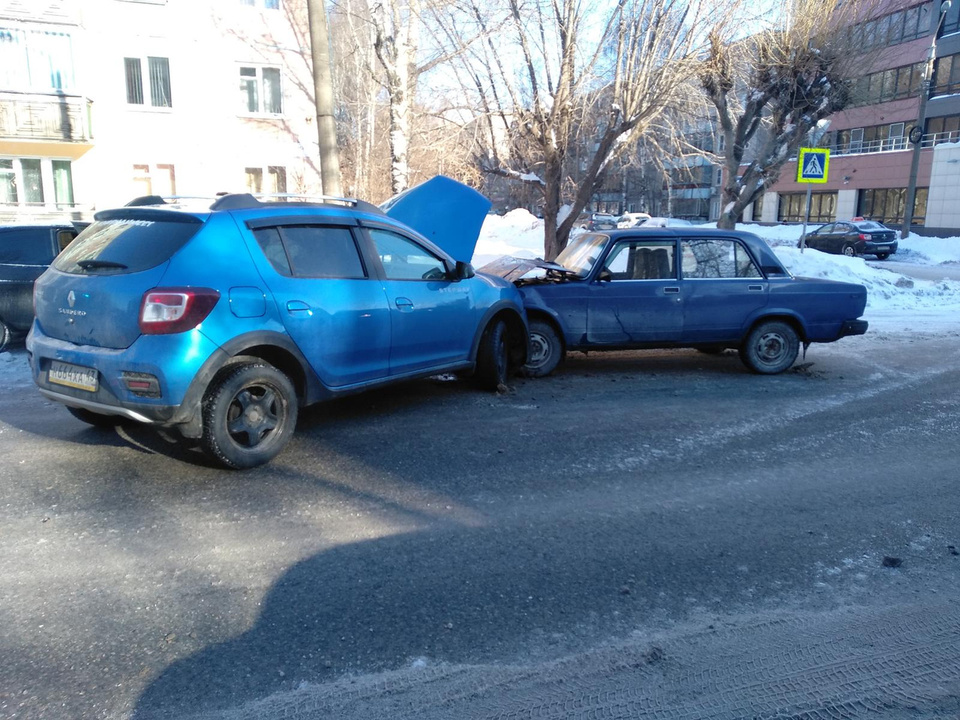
858 233 872 241
139 288 220 334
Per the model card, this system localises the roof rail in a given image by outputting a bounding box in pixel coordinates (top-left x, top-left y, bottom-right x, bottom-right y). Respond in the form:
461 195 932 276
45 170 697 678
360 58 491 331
207 192 384 215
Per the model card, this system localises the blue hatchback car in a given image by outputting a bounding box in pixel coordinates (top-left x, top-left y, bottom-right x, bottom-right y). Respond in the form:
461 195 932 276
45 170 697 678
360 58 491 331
27 177 527 468
482 228 867 377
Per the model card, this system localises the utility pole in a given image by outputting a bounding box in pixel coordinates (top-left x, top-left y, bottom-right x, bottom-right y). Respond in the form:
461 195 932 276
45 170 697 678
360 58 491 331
903 0 951 237
307 0 343 197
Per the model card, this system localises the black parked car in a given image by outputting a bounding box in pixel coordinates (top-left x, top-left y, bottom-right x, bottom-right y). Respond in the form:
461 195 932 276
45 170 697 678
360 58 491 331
800 220 898 260
1 224 79 351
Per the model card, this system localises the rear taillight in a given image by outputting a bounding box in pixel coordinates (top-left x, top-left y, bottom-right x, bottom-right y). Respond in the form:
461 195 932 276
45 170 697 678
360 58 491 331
858 233 871 241
139 287 220 335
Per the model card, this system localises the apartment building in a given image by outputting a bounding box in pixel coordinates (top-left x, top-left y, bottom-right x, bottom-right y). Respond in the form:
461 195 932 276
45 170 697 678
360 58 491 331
0 0 322 223
751 0 960 235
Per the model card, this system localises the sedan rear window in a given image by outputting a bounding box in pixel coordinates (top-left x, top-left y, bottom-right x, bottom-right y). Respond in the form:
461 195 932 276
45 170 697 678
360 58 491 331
53 215 202 274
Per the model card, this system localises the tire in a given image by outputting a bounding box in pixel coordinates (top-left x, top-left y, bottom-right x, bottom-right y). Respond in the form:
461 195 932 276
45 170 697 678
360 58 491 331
523 320 563 377
201 361 298 469
66 406 122 428
875 252 889 260
0 320 9 354
740 321 800 375
841 243 856 257
475 320 509 391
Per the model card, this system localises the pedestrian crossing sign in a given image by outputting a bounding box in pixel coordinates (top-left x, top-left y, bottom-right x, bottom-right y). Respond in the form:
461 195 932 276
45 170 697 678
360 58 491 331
797 148 830 184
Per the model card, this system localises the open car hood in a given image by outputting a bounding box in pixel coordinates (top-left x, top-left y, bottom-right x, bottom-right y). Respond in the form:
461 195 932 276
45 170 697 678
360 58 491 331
476 255 571 283
381 176 491 263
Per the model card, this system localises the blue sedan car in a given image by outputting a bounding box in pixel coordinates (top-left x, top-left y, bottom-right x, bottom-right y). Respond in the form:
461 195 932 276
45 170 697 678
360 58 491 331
481 228 867 377
27 177 527 468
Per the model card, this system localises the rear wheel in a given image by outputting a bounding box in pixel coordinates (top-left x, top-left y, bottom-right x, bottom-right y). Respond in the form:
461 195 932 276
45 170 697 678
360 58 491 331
523 320 563 377
201 361 298 469
841 243 856 257
0 320 9 353
66 406 122 428
475 320 509 390
875 252 889 260
740 321 800 375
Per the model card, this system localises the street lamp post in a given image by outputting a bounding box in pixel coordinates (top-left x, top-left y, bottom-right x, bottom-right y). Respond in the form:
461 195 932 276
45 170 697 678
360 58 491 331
903 0 952 238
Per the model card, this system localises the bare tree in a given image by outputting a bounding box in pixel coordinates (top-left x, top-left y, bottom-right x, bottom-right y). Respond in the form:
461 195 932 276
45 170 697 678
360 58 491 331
700 0 863 229
449 0 710 260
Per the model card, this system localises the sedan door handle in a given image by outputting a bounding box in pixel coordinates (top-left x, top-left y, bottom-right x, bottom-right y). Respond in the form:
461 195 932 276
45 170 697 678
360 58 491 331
286 300 312 314
395 297 414 311
663 287 680 294
748 285 764 291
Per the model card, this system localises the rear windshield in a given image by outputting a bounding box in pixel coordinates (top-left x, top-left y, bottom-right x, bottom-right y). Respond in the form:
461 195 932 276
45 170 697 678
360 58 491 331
854 221 886 231
53 215 202 274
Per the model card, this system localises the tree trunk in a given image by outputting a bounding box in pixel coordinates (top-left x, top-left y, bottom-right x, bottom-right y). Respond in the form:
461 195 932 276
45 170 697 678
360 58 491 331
307 0 343 197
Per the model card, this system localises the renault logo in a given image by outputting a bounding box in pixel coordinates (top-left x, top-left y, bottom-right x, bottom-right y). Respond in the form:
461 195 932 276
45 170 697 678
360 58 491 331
67 291 76 308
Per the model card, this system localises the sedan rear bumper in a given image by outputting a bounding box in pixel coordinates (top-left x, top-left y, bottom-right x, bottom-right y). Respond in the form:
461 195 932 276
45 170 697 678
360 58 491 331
839 319 868 337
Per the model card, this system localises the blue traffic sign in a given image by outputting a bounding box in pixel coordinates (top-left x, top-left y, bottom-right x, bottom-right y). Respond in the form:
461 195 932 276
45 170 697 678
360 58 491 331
797 148 830 184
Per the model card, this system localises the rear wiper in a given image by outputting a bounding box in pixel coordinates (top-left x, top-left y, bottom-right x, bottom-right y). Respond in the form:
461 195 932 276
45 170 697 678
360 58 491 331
76 259 128 270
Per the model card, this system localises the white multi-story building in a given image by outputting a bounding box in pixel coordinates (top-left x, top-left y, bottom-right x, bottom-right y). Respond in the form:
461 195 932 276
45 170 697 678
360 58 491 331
1 0 323 222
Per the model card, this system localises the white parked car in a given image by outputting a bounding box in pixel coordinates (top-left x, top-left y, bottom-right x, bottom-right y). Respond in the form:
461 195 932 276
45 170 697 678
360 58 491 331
616 212 651 228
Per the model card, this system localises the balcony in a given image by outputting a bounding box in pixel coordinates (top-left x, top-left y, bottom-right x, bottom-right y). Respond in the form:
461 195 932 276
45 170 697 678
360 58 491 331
830 130 960 157
0 91 93 144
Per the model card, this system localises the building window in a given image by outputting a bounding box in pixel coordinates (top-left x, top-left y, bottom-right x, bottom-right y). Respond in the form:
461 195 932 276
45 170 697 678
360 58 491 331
125 56 172 108
245 165 287 195
132 163 176 197
850 62 924 107
857 187 928 226
925 114 960 144
240 66 282 114
849 3 932 50
777 192 837 223
932 53 960 97
0 157 74 208
833 123 916 154
240 0 280 7
0 28 76 92
753 192 764 220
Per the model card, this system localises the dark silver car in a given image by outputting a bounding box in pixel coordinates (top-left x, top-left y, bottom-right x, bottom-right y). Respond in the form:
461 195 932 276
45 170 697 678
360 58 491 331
800 220 898 260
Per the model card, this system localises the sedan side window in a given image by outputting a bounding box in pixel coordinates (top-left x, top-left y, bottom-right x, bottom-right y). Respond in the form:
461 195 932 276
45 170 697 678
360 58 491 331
681 238 761 279
602 241 675 280
369 229 448 281
254 226 366 279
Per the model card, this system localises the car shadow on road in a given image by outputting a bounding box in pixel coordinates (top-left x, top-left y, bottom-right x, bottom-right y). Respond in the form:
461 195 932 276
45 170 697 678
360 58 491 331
130 508 794 720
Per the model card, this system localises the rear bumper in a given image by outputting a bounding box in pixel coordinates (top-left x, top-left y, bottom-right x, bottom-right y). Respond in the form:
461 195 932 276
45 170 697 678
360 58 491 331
862 240 898 256
27 324 221 426
839 319 868 338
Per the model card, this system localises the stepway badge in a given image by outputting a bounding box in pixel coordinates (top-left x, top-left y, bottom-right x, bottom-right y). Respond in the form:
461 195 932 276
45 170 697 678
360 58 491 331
797 148 830 184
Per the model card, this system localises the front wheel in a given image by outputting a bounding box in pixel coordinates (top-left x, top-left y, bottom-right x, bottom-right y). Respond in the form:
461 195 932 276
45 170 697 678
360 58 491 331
0 320 10 353
475 320 510 391
740 321 800 375
201 361 298 469
523 320 563 377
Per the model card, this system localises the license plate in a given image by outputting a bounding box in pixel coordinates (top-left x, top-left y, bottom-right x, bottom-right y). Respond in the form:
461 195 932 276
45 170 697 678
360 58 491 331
48 361 99 392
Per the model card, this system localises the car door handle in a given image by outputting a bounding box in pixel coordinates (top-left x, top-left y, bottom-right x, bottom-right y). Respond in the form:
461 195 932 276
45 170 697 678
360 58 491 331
395 297 414 311
748 285 764 291
286 300 311 314
663 287 680 294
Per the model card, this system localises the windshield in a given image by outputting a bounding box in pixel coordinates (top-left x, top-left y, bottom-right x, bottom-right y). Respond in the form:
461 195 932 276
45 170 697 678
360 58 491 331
855 221 886 231
555 234 608 277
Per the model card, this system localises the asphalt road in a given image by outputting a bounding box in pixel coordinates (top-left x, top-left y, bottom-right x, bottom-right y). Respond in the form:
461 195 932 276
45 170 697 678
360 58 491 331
1 320 959 719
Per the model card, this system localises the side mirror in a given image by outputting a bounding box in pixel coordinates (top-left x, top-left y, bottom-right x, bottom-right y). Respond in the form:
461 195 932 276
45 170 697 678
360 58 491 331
455 260 475 280
597 268 613 282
